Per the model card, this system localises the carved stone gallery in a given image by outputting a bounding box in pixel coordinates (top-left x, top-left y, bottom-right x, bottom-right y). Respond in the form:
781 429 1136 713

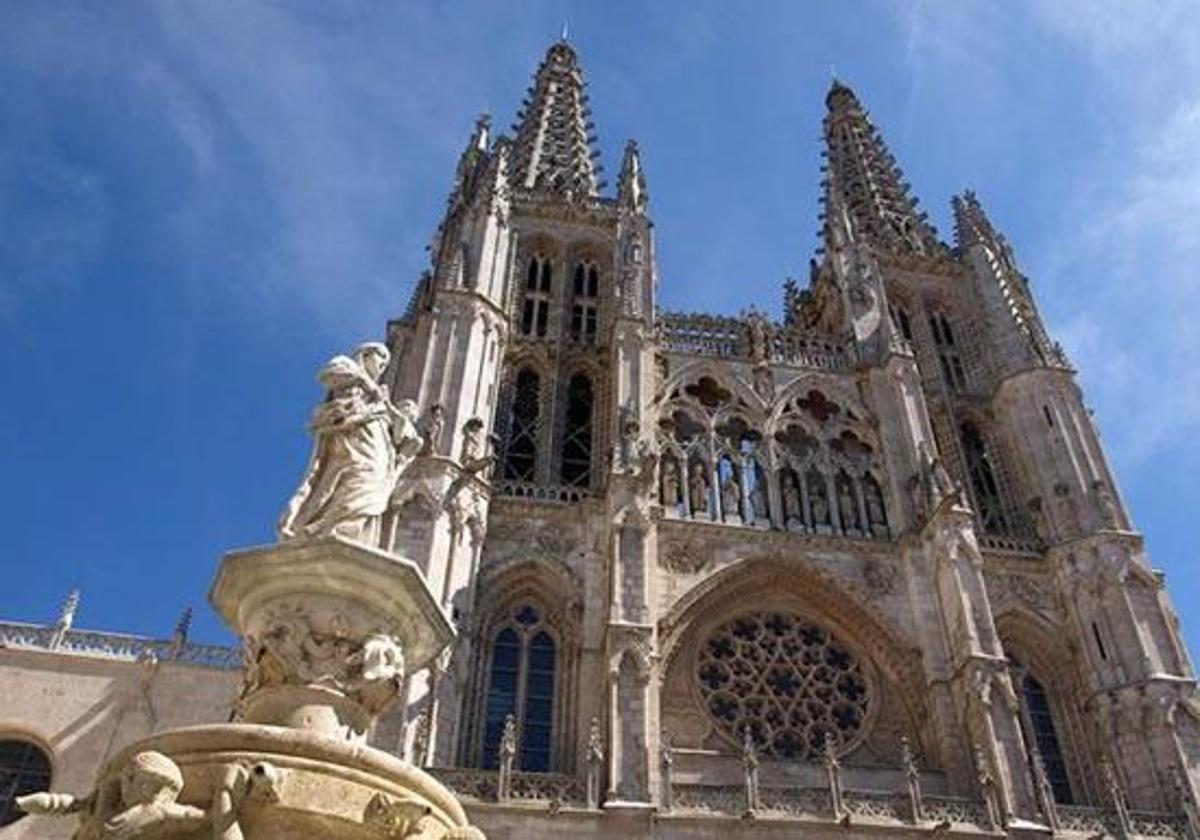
1 35 1198 840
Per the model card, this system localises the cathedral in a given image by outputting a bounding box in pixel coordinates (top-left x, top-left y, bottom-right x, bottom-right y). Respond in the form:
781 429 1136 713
2 38 1199 840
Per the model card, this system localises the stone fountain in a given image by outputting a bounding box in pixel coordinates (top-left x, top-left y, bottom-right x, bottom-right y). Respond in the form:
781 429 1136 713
20 342 487 840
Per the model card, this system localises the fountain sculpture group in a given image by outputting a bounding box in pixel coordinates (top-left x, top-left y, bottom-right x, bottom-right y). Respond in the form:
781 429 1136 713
19 343 487 840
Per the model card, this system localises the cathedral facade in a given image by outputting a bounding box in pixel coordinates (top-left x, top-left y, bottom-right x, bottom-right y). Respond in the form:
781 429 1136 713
2 39 1199 840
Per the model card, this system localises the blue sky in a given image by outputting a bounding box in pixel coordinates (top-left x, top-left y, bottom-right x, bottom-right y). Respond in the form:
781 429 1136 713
2 2 1198 655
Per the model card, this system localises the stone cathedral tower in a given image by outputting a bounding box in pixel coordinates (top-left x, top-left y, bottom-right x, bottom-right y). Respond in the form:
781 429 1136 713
2 38 1198 840
364 39 1200 836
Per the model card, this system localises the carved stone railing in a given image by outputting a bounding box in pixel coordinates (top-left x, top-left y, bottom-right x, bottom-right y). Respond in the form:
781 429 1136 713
673 783 748 815
0 620 242 671
1057 805 1119 836
979 533 1043 555
844 789 911 823
428 767 586 807
493 480 591 504
1129 810 1192 839
922 795 994 829
658 312 854 372
659 313 743 358
673 784 973 827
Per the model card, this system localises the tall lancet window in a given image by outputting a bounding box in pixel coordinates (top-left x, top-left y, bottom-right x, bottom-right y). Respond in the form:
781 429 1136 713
569 261 599 342
961 421 1007 533
560 374 594 487
481 604 558 772
1020 672 1073 804
521 255 553 338
930 311 968 391
502 369 541 481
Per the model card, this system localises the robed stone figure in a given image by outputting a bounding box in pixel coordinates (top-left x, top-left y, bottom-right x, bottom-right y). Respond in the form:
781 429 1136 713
278 342 423 544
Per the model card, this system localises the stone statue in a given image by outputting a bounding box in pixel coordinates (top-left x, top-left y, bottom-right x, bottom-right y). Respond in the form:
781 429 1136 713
688 462 708 516
721 472 741 520
20 750 207 838
585 716 604 809
616 403 640 471
749 478 767 522
278 343 424 544
837 480 856 530
810 478 830 525
418 403 445 456
746 311 771 364
866 480 886 527
782 472 801 523
660 457 680 506
916 440 958 510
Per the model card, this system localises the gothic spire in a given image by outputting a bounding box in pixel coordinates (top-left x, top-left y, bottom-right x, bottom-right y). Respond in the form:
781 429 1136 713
821 80 940 256
952 190 1063 366
511 40 603 198
618 140 648 214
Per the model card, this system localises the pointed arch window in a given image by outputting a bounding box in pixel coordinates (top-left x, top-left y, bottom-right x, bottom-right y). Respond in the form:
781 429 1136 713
930 310 968 391
569 261 600 341
961 421 1007 533
521 255 553 337
1020 672 1073 804
502 368 540 481
560 373 594 487
481 605 558 772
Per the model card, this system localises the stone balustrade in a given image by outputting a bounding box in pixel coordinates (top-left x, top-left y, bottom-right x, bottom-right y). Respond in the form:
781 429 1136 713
428 763 1190 838
658 311 854 371
493 480 591 504
0 619 242 670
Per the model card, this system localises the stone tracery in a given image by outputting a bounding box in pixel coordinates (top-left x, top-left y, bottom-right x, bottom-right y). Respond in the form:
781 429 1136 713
696 611 871 759
656 372 890 537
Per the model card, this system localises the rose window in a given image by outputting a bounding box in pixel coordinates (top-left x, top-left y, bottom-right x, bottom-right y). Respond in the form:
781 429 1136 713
696 611 870 759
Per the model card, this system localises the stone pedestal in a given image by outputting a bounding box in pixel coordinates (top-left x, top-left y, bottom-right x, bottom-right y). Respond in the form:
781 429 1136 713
210 537 453 741
20 538 485 840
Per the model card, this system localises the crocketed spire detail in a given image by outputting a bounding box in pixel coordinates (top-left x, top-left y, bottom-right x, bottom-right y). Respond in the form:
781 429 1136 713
822 80 940 256
953 190 1063 366
510 41 603 198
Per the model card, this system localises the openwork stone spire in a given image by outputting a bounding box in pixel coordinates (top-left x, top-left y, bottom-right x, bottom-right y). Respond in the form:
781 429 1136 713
511 40 602 198
822 80 940 256
953 190 1063 366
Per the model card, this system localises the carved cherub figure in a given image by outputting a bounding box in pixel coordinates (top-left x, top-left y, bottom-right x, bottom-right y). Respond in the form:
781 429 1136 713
21 751 206 839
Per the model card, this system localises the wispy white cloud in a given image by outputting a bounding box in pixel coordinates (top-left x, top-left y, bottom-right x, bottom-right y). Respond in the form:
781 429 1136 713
893 0 1200 470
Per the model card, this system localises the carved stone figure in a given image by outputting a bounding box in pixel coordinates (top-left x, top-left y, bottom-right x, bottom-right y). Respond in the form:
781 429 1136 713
418 403 445 456
746 311 771 364
20 750 206 839
749 479 767 522
866 480 886 528
721 472 742 521
585 716 604 809
838 479 857 531
238 605 406 721
810 478 830 526
741 727 759 816
616 404 640 471
660 456 680 506
688 462 709 516
916 440 958 510
782 472 802 524
278 343 424 544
